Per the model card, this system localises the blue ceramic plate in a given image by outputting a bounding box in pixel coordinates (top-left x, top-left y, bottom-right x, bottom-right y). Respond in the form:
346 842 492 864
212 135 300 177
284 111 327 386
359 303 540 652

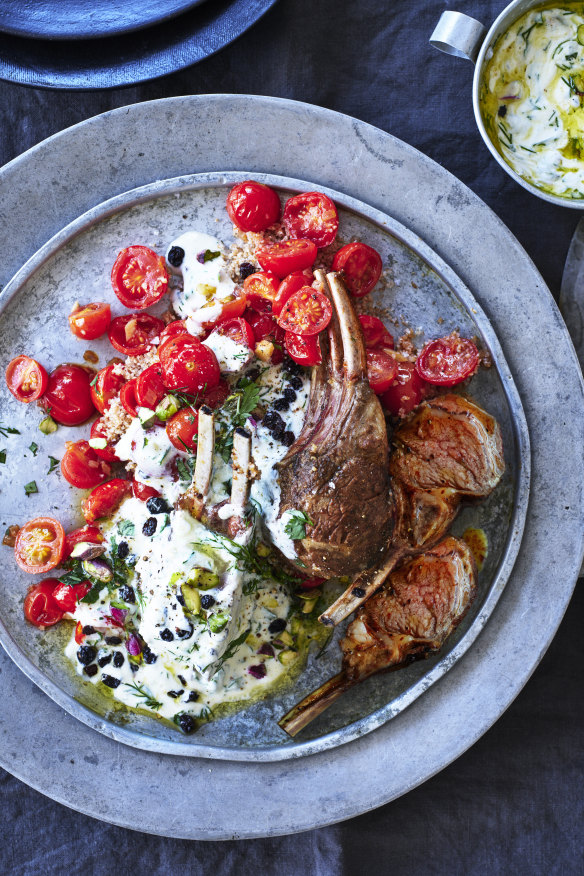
0 0 206 41
0 0 277 89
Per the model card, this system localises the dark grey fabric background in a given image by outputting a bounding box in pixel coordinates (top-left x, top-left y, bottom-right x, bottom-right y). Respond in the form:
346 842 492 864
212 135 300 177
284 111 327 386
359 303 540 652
0 0 582 873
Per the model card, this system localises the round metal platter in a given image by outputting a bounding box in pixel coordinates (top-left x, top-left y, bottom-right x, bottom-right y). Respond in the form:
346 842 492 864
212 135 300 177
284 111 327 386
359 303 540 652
0 171 528 761
0 96 581 838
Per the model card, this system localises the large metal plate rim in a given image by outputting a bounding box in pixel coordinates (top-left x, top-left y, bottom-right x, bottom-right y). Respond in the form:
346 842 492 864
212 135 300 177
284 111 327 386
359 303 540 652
0 95 581 839
0 170 530 762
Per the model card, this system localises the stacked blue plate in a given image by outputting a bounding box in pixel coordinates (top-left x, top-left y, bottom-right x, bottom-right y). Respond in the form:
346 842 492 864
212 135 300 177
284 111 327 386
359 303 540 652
0 0 278 89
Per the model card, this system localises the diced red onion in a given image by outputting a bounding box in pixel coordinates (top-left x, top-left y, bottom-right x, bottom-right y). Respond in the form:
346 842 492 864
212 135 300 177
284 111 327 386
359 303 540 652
196 251 206 264
126 633 142 656
499 80 521 100
247 664 267 679
248 417 258 429
108 608 127 627
257 643 275 657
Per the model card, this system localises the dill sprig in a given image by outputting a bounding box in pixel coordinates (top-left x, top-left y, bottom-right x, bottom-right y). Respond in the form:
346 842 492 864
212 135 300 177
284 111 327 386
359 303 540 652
0 424 20 439
125 681 162 710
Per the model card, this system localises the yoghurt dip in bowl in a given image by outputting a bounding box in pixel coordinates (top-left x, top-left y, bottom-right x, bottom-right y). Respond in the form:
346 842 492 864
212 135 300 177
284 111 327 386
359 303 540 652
431 1 584 207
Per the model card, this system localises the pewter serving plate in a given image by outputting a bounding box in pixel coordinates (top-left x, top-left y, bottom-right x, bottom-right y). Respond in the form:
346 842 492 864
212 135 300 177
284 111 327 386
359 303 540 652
0 170 529 761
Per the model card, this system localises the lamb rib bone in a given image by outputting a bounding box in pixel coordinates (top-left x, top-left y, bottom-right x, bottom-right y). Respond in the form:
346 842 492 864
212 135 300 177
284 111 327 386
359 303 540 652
279 535 477 737
187 404 215 520
319 393 505 626
275 270 394 578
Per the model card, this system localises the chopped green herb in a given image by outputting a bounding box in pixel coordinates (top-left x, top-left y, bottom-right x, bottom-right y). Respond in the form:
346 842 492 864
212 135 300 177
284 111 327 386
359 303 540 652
89 374 99 387
0 450 5 464
0 424 20 439
118 519 135 537
177 456 195 484
24 480 38 496
28 442 38 456
216 382 261 462
202 249 221 263
205 625 251 672
284 510 314 541
125 681 162 710
47 456 60 474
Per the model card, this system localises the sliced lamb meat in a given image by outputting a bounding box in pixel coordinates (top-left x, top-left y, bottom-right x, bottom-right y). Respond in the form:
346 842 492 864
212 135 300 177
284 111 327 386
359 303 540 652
276 270 394 578
319 393 504 626
279 536 476 737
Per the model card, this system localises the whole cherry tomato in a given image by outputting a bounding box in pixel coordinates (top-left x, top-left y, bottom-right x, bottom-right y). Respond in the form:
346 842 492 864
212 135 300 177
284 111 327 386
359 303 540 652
15 517 65 574
89 418 119 462
273 269 314 316
158 320 188 354
82 479 132 523
380 358 429 417
108 313 165 356
366 349 398 394
277 288 332 336
166 408 199 452
135 363 167 409
256 240 318 277
68 302 111 340
5 356 48 403
90 364 125 415
283 191 339 248
415 336 479 386
284 331 322 366
160 336 220 395
52 580 91 613
358 314 394 349
132 481 161 501
40 364 96 426
111 245 169 309
61 440 111 489
243 271 279 312
226 181 281 232
24 580 64 628
332 242 382 297
64 524 103 559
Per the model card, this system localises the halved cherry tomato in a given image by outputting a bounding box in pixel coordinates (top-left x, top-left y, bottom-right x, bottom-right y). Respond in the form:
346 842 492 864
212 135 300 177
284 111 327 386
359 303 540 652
64 524 103 559
111 245 169 309
40 363 96 426
119 378 139 417
6 356 49 403
283 192 339 248
14 517 65 574
82 479 132 523
135 363 167 409
166 408 199 452
358 314 394 349
298 576 326 590
52 580 91 613
158 320 188 349
61 440 111 489
159 337 220 395
158 327 194 361
256 240 318 278
415 336 480 386
90 364 125 415
211 316 256 349
380 359 429 417
243 271 279 312
226 181 281 232
68 302 111 340
89 418 119 462
273 269 314 316
108 313 165 357
211 293 248 326
277 287 332 336
24 580 64 628
132 480 160 501
201 378 230 410
284 331 322 366
332 242 382 297
366 349 398 394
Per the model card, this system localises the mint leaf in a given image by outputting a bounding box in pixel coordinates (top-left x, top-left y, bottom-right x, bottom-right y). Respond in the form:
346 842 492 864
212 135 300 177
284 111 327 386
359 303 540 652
284 510 314 541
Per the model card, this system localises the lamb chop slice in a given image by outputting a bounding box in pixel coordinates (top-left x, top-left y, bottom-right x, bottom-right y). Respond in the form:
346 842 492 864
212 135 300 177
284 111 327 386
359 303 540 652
279 535 476 737
390 394 505 496
319 393 504 626
276 270 394 578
